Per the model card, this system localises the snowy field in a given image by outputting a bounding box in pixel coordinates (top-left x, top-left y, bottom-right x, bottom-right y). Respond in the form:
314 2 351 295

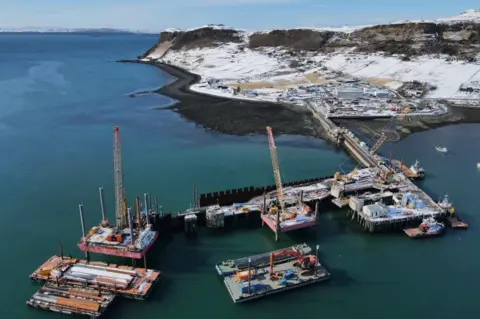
150 9 480 109
157 45 480 100
318 54 480 98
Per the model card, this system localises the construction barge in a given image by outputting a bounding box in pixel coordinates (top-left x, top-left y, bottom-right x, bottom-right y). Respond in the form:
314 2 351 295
78 127 159 262
447 215 469 229
215 244 330 303
27 282 115 318
30 255 160 300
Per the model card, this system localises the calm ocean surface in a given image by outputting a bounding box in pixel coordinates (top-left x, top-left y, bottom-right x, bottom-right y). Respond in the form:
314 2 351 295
1 33 479 319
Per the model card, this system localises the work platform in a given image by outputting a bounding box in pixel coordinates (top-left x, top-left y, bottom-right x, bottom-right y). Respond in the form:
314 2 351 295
78 225 158 259
216 244 330 303
27 282 116 318
30 256 160 300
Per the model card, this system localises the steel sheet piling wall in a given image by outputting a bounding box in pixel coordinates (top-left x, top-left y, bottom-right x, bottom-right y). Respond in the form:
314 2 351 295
199 176 333 207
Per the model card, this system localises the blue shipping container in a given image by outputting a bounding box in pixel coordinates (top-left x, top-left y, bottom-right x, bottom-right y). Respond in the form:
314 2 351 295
240 283 263 294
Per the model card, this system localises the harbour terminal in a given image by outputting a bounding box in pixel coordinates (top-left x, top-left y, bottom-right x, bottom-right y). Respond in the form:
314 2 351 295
27 106 468 316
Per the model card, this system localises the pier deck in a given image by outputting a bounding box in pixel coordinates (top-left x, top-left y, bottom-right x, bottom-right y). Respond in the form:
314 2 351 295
30 256 160 300
27 282 115 318
217 245 330 303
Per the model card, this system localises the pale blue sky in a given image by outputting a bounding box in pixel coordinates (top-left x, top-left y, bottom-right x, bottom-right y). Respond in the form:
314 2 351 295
1 0 478 31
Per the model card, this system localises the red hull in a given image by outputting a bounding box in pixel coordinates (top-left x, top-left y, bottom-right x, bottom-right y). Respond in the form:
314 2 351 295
262 215 316 233
78 232 158 259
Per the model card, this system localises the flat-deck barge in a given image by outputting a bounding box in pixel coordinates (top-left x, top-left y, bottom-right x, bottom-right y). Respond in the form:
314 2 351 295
26 282 115 318
447 215 469 229
30 256 160 300
216 244 330 303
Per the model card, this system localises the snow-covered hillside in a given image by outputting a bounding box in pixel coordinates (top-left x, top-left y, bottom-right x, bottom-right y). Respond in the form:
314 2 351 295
153 43 480 100
144 9 480 104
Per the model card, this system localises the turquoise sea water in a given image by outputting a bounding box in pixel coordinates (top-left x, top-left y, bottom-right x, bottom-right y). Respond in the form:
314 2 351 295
1 33 479 319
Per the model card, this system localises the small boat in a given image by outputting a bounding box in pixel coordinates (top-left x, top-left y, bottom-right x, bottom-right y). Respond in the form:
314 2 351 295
410 160 425 177
477 163 480 169
403 217 445 238
435 146 448 153
438 194 454 212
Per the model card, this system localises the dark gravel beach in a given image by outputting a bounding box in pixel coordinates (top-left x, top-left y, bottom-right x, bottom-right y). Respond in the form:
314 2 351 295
150 62 325 137
120 59 480 140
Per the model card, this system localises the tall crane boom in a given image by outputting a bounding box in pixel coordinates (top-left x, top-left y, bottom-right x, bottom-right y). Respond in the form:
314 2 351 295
113 126 124 229
266 126 286 215
370 107 410 155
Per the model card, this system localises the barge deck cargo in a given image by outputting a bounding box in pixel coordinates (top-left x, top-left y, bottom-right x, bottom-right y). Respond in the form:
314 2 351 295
26 282 115 318
216 244 330 303
30 256 160 300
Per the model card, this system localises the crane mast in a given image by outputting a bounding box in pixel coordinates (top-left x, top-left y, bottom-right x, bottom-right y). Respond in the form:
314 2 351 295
266 126 286 215
113 126 124 229
370 107 410 155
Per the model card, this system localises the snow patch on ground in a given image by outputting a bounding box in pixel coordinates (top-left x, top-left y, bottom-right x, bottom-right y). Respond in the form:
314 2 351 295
161 43 281 80
320 54 480 98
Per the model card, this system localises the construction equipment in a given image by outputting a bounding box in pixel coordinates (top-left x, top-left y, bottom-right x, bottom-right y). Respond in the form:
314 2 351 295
269 249 317 274
370 107 410 155
113 126 124 229
266 126 286 216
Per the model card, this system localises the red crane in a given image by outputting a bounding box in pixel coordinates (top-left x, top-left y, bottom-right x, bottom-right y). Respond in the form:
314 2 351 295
269 249 317 274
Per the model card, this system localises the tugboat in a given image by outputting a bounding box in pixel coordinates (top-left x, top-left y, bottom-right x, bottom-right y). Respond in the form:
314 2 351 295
438 194 453 212
403 216 445 238
409 160 425 178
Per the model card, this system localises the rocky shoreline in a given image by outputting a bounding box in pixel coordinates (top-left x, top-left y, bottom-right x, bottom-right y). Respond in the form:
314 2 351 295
120 59 325 137
119 59 480 141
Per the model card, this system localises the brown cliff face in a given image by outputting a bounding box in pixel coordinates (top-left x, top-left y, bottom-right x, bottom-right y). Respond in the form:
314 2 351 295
249 29 340 51
164 27 243 50
146 20 480 60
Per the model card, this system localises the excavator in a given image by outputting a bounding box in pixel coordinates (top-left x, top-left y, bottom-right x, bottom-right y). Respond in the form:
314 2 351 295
269 249 317 275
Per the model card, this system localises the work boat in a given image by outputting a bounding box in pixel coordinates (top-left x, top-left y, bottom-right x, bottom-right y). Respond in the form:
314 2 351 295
419 217 445 235
438 194 452 210
435 146 448 153
410 160 425 177
403 216 445 238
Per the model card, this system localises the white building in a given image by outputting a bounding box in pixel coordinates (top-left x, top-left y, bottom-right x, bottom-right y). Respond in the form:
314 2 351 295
363 202 389 218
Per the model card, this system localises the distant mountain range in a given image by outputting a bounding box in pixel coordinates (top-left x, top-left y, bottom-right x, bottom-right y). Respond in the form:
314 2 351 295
0 27 157 34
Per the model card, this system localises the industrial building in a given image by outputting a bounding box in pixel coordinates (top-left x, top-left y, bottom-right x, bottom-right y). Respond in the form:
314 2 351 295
335 87 365 100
